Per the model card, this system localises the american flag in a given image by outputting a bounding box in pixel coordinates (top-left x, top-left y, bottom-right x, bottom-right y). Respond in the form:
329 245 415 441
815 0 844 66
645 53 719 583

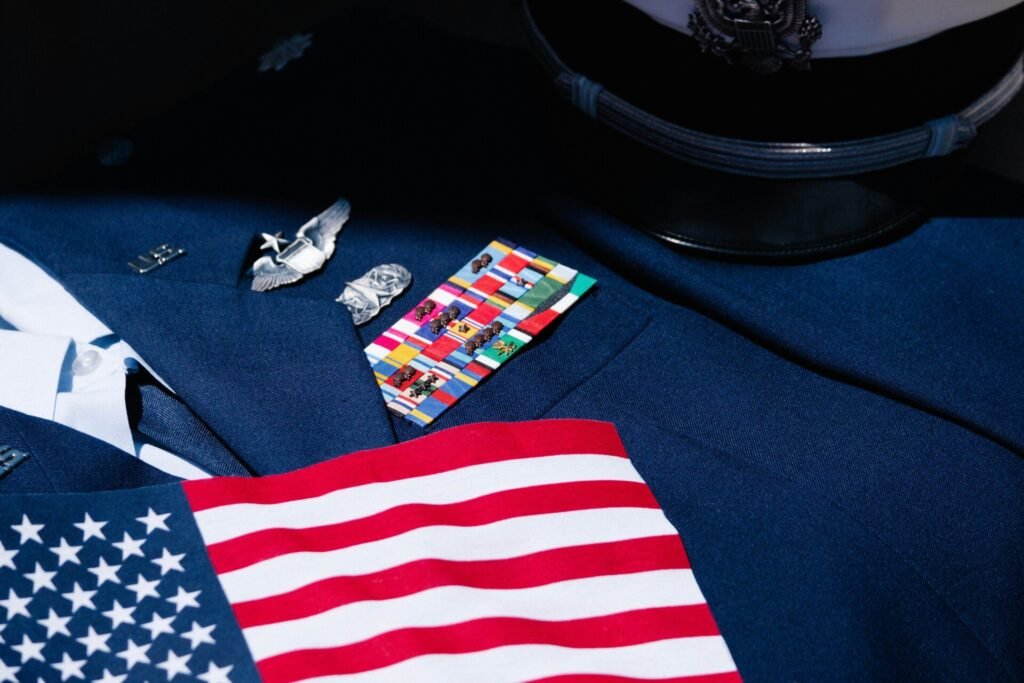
2 420 739 682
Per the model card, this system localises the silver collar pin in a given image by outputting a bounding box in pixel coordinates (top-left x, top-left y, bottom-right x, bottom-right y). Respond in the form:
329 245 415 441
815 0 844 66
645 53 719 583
251 199 351 292
0 445 30 481
128 244 186 274
338 263 412 325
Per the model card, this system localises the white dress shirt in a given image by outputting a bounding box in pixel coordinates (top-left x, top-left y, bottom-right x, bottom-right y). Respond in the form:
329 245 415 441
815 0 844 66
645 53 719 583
0 242 209 479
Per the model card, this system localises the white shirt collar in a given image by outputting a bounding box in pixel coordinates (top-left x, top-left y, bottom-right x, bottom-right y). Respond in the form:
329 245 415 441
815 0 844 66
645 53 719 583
0 242 208 479
0 243 113 340
0 330 68 421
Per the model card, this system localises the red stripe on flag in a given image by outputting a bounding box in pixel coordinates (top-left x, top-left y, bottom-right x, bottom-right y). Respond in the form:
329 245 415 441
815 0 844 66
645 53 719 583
207 480 658 573
231 535 688 628
257 605 722 683
531 673 743 683
184 419 626 512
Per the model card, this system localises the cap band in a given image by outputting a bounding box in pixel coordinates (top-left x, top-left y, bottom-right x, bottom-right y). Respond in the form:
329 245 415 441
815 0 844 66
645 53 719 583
525 0 1024 179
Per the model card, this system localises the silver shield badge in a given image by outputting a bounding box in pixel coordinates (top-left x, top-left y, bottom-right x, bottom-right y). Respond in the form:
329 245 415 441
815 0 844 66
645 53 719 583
338 263 413 325
689 0 823 73
251 200 351 292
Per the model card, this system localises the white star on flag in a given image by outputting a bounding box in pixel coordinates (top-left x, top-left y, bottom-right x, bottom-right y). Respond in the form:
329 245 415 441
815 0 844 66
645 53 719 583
101 599 136 628
73 513 107 541
37 607 72 638
151 547 185 575
141 611 177 640
0 541 18 570
61 582 96 612
93 670 126 683
49 537 82 566
10 514 44 544
167 586 200 613
76 626 112 655
197 662 233 683
157 649 192 680
111 532 146 560
51 652 86 681
137 508 171 534
11 633 45 663
125 573 161 602
23 562 57 593
181 621 216 649
0 589 31 619
87 557 121 586
115 638 151 669
0 658 18 683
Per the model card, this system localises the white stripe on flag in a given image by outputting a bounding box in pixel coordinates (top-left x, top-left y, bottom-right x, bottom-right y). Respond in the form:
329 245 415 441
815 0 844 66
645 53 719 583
194 454 640 545
243 569 702 660
300 637 738 683
217 507 676 603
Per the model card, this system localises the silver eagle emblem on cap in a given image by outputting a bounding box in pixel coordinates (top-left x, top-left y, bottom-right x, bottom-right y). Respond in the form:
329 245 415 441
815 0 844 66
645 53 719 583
251 199 351 292
689 0 823 73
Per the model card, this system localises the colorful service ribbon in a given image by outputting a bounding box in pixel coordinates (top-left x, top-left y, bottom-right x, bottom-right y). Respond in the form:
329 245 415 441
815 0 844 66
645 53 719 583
363 238 596 426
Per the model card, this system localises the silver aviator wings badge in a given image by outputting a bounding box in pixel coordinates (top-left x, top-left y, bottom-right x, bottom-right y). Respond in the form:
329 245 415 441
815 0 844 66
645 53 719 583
251 199 351 292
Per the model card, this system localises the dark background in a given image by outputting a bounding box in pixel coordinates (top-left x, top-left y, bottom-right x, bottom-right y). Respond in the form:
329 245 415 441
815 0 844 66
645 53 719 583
1 0 1020 187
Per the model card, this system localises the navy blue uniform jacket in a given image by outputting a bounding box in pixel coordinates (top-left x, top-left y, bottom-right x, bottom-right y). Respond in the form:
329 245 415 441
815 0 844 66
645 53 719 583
1 8 1022 681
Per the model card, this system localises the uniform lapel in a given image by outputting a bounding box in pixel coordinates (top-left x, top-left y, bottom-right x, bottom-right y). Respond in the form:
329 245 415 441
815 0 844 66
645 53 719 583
0 406 179 493
0 196 396 477
63 273 396 474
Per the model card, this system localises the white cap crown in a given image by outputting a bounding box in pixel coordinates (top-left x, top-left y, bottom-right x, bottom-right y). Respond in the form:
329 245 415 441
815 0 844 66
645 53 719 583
625 0 1022 58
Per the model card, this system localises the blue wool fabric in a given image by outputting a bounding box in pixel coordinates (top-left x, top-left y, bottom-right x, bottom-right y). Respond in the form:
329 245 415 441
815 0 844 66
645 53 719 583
0 7 1022 681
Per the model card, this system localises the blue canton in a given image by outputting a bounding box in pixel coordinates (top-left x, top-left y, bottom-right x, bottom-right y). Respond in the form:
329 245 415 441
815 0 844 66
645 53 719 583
0 486 258 682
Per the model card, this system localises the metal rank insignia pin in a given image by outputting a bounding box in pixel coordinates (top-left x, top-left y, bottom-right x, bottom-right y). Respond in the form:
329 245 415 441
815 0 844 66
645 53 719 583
251 199 351 292
0 445 30 481
363 238 597 428
338 263 413 325
128 244 185 274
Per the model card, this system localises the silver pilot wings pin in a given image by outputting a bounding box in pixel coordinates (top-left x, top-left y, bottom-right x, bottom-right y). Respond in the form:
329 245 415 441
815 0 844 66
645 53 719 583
251 199 351 292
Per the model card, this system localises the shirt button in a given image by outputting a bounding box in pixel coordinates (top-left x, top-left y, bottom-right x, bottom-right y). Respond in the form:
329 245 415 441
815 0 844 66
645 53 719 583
72 350 102 376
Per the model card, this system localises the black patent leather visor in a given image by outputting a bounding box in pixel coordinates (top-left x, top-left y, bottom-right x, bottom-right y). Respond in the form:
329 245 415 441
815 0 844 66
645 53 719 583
525 0 1024 260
